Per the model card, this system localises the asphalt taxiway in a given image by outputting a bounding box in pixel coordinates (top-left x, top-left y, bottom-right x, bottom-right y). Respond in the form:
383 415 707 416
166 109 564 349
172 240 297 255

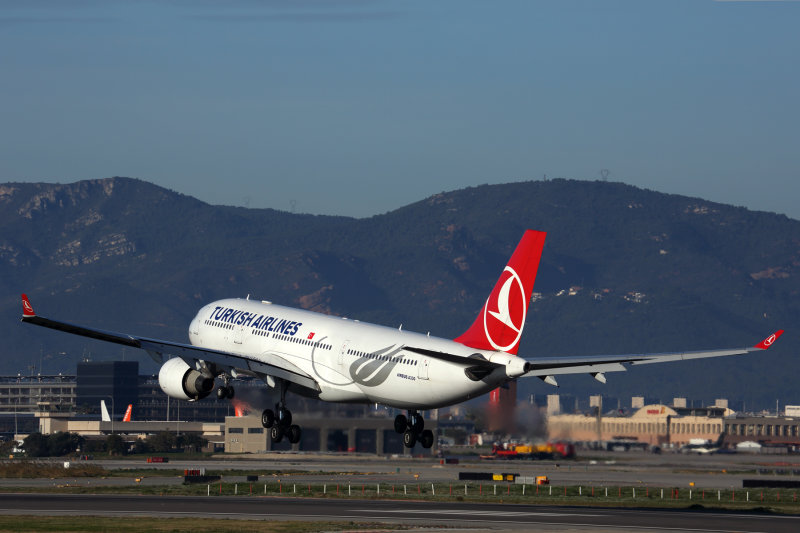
0 493 797 532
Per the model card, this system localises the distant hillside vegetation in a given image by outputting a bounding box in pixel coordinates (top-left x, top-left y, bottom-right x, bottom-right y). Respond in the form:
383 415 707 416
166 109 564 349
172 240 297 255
2 177 797 408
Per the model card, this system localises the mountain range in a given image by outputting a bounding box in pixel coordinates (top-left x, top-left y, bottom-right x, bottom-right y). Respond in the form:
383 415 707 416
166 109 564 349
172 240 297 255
2 177 797 409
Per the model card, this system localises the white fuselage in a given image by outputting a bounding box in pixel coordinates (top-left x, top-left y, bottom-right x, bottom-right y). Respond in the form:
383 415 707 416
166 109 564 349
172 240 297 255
187 298 517 409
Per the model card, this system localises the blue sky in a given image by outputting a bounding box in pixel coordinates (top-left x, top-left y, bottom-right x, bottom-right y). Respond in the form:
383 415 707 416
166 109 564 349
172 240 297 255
1 0 798 218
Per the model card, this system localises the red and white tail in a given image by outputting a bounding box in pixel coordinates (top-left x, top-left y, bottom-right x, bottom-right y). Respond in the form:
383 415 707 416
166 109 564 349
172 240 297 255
21 294 35 317
123 404 133 422
454 230 546 355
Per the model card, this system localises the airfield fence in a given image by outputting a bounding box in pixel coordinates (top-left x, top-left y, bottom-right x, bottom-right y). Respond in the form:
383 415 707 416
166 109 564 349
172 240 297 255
197 480 800 509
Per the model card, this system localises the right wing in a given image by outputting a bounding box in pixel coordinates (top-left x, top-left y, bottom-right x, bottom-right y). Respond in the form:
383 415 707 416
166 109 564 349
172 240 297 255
522 330 784 384
19 294 319 392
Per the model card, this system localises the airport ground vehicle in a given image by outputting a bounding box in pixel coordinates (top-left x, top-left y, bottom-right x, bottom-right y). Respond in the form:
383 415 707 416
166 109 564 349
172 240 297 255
487 441 575 460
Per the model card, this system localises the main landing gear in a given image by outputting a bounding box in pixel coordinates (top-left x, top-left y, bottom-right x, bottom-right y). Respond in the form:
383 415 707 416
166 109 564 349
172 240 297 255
260 380 301 445
216 385 234 400
215 373 235 400
395 410 434 449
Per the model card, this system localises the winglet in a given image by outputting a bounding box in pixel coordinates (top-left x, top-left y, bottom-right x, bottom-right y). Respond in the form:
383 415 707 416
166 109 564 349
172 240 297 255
21 294 35 318
754 330 784 350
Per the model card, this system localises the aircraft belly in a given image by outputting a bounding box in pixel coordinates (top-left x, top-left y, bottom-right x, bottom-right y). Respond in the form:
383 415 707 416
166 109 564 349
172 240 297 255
317 383 369 403
361 360 493 409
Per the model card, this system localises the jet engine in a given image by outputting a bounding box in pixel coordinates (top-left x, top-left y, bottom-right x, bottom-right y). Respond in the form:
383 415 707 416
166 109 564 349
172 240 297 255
158 357 214 401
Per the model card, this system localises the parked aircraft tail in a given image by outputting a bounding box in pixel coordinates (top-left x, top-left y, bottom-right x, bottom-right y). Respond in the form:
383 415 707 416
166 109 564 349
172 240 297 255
100 400 111 422
123 404 133 422
454 230 546 355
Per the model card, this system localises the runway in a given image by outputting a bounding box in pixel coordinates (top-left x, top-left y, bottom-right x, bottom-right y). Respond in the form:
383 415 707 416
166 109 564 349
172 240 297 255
0 493 797 532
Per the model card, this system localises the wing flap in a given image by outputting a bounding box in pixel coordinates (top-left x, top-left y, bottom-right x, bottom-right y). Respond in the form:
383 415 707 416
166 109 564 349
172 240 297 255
525 362 627 376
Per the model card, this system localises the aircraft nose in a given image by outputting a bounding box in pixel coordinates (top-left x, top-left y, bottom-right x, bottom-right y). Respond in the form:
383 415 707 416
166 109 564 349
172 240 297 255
189 315 201 337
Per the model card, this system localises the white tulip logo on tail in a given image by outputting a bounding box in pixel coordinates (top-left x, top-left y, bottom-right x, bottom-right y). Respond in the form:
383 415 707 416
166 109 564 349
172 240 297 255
483 266 527 352
454 230 546 355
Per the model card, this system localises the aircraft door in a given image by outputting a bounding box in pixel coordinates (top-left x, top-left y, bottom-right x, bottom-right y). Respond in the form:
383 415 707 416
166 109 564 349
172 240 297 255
233 325 244 345
339 340 350 366
417 358 429 380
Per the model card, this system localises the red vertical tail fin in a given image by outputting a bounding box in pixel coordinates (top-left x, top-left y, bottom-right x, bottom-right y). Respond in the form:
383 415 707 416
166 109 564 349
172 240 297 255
123 404 133 422
454 230 546 355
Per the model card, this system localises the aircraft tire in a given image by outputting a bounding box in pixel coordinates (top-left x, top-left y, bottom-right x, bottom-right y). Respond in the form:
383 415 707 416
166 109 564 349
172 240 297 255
403 430 417 448
278 408 292 428
394 414 407 434
216 387 227 400
226 386 235 399
287 424 302 444
419 429 434 449
261 409 275 428
270 425 284 443
410 414 424 433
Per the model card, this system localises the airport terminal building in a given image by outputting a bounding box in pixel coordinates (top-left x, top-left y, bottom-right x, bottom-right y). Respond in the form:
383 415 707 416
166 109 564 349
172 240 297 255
547 404 728 447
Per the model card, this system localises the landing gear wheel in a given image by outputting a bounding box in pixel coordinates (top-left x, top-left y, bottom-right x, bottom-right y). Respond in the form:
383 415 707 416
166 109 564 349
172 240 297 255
217 386 234 400
410 413 424 433
270 425 284 443
394 414 407 434
277 407 292 428
419 429 434 449
261 409 275 429
403 430 417 448
287 424 302 444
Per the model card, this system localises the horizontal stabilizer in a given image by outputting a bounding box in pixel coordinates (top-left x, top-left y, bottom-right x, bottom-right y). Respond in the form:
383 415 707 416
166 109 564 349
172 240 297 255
403 346 501 368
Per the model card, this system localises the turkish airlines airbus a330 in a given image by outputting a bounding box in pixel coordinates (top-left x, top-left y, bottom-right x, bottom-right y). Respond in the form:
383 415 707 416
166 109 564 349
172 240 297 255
20 230 782 448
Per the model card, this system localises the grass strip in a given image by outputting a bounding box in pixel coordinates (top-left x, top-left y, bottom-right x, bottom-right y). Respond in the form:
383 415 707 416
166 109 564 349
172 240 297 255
0 515 402 532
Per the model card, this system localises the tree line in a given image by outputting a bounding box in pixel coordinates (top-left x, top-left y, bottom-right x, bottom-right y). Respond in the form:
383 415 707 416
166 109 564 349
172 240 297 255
13 432 207 457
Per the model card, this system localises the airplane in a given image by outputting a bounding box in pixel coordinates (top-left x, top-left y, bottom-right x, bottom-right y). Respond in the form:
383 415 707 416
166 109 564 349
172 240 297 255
20 230 783 449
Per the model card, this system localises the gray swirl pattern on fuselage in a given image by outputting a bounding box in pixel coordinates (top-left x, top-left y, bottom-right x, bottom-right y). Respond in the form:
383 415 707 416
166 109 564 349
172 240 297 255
348 345 405 387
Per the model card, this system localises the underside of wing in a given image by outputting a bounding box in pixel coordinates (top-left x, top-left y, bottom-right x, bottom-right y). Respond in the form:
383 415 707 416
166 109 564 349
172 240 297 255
138 338 320 393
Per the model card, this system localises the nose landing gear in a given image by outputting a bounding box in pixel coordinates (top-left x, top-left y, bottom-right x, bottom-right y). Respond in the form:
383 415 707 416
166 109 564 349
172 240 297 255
394 411 434 449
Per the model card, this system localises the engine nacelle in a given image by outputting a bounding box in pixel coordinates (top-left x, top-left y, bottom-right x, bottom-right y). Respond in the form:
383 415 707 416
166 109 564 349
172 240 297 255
158 357 214 401
487 352 531 379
